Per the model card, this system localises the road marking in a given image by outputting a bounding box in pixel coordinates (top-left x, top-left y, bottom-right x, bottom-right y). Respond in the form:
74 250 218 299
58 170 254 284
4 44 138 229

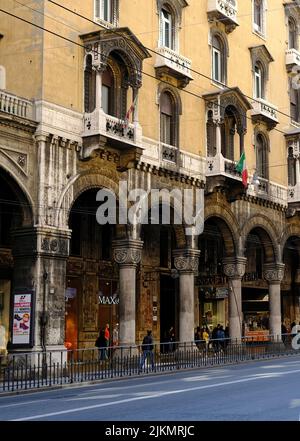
12 371 300 421
290 399 300 408
0 399 49 409
260 365 286 369
182 375 231 382
65 394 122 401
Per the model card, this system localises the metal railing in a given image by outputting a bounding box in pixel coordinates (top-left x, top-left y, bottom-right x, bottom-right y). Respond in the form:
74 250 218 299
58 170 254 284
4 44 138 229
0 334 299 394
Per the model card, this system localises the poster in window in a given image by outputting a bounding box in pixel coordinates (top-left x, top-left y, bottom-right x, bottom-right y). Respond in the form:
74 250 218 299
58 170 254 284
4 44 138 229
11 291 34 347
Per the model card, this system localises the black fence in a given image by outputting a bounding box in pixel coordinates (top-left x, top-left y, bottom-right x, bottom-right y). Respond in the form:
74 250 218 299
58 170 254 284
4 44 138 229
0 334 299 394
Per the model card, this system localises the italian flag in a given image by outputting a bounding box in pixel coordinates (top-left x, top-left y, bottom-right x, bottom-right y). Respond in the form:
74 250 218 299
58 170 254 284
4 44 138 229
236 152 248 188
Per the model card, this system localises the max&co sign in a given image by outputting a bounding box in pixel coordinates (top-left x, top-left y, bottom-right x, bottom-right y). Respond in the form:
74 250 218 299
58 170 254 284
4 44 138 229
98 292 120 305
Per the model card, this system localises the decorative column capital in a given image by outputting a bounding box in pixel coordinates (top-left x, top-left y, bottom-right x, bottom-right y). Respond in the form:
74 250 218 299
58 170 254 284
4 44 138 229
263 263 285 284
173 249 200 274
112 239 143 267
223 257 247 280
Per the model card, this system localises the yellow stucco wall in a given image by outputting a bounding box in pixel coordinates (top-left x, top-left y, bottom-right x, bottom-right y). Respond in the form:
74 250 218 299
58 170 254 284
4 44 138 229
0 0 294 185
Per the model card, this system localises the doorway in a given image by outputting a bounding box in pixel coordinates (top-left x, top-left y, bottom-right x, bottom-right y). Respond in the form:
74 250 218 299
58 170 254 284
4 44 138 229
160 274 178 343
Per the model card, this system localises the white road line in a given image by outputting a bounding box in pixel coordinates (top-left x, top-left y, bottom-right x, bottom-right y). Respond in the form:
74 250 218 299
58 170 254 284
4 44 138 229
182 375 231 382
0 399 49 409
65 394 122 401
12 370 300 421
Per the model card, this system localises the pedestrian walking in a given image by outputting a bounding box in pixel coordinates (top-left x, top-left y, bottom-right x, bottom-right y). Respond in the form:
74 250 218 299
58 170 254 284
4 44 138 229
95 328 108 360
139 330 155 371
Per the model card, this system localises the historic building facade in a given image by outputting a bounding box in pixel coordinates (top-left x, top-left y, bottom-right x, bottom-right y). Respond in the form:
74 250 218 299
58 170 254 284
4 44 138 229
0 0 300 354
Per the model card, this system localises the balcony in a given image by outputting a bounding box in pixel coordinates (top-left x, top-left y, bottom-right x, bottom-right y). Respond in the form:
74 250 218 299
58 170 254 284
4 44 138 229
207 0 238 33
247 177 288 207
82 109 143 159
286 48 300 72
0 89 33 120
251 99 278 130
140 137 206 181
207 154 241 180
155 47 193 88
288 184 300 205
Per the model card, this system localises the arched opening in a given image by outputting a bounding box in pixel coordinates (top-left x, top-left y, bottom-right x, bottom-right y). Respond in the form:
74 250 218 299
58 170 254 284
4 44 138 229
288 146 296 187
198 217 235 333
282 236 300 329
221 106 239 161
212 34 226 84
0 168 33 353
66 188 117 352
243 227 276 335
160 90 176 147
140 205 181 346
256 133 268 180
288 17 297 50
84 54 96 113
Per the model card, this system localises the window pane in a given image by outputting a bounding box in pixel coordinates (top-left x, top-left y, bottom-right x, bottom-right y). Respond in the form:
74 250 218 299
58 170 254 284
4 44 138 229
161 113 172 145
102 85 110 114
213 49 221 82
254 0 262 29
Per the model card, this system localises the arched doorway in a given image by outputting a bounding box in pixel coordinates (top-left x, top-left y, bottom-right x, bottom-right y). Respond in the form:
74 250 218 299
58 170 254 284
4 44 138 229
66 188 117 351
282 236 300 328
243 227 276 335
198 217 235 332
0 168 32 353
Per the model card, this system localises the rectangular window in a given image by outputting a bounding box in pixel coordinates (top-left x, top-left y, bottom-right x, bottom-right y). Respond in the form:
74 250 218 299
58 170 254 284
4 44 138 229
95 0 112 23
253 0 265 35
161 9 172 49
290 86 299 122
161 113 172 145
254 70 262 99
212 48 221 83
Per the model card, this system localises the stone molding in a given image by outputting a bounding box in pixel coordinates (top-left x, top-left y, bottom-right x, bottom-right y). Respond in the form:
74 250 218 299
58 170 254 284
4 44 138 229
173 249 200 274
223 257 247 280
112 239 143 267
263 263 285 284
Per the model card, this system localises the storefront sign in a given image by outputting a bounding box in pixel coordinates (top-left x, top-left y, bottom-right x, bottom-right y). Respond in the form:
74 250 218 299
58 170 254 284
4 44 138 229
11 290 34 347
201 287 228 299
98 292 120 305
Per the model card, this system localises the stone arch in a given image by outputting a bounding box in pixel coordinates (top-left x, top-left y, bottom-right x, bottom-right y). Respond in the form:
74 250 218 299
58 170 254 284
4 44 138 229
157 83 182 115
241 215 279 263
56 171 120 228
204 204 240 257
0 165 34 226
280 223 300 259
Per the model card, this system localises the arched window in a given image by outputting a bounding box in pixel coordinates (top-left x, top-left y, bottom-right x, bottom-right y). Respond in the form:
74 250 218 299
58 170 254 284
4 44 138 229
256 133 268 179
254 63 264 99
84 55 96 113
212 35 226 84
206 110 217 157
221 107 236 161
161 5 174 49
101 66 114 116
288 17 297 50
160 91 175 145
253 0 264 35
288 147 296 187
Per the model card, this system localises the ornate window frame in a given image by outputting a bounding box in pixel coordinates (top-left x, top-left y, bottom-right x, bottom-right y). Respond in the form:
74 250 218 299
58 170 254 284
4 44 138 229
252 0 267 39
157 0 188 52
157 83 182 149
249 45 273 100
209 28 229 86
254 129 269 180
94 0 119 28
284 3 300 50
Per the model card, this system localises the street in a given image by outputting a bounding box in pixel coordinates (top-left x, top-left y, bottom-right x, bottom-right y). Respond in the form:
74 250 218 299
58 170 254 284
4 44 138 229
0 357 300 421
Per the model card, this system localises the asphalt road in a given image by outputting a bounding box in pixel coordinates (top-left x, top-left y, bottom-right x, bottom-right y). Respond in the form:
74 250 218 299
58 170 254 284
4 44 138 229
0 357 300 421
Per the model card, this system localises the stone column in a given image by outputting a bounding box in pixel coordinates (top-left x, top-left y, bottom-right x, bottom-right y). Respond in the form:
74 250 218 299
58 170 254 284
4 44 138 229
223 257 247 341
94 66 104 111
35 134 47 225
173 249 200 343
11 227 70 357
113 239 143 347
263 263 285 339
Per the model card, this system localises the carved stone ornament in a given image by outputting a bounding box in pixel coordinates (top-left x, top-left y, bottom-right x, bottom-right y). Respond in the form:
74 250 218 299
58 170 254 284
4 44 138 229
113 239 143 266
223 257 247 279
173 249 200 274
263 263 285 284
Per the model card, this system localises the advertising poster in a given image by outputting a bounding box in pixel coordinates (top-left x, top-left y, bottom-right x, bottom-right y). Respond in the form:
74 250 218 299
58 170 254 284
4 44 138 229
12 293 33 345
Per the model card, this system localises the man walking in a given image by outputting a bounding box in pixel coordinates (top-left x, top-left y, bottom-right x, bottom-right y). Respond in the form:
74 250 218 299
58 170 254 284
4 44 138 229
139 330 155 371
